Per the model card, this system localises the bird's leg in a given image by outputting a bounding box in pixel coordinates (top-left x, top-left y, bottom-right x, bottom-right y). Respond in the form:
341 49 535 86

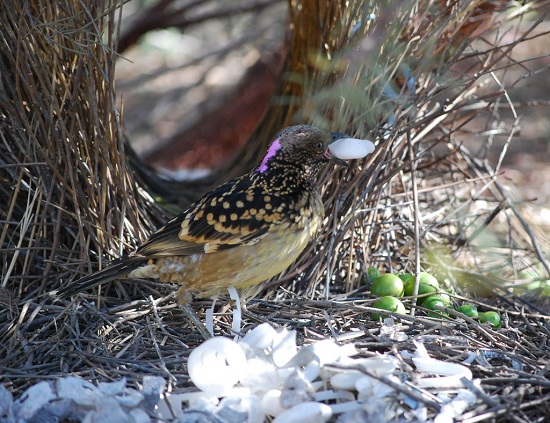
178 303 213 340
176 288 213 340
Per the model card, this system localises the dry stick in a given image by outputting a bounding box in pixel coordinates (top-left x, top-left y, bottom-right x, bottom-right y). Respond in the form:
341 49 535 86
322 309 341 342
0 168 23 287
464 134 550 279
457 200 507 246
494 180 550 278
146 315 177 383
149 295 189 350
4 185 40 285
407 132 422 316
461 395 550 423
325 362 442 410
304 298 504 344
325 194 341 300
476 31 546 273
460 377 500 408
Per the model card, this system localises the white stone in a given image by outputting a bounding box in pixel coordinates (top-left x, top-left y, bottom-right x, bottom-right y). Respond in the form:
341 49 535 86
329 137 375 160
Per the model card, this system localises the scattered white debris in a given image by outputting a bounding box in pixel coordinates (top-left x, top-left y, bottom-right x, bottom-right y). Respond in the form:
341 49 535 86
3 376 164 423
379 318 409 341
2 323 484 422
434 389 478 423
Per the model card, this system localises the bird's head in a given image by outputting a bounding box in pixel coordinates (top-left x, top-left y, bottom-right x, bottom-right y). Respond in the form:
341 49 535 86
257 125 374 176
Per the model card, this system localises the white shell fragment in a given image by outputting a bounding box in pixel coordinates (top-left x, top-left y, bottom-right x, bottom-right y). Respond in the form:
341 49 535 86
413 357 473 389
218 394 265 423
328 137 375 160
270 328 298 367
57 377 101 406
239 357 279 392
187 336 247 395
13 381 56 421
262 389 286 417
272 401 333 423
240 321 278 351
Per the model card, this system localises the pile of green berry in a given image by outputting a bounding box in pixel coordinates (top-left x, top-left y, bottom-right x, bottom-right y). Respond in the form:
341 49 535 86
367 268 501 328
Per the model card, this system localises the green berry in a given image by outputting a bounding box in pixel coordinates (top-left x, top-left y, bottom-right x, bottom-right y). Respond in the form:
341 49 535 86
479 311 501 328
367 267 381 281
372 296 407 320
457 304 478 318
371 274 404 297
403 272 439 298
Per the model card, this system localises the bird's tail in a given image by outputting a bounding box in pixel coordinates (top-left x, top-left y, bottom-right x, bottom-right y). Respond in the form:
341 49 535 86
56 256 145 298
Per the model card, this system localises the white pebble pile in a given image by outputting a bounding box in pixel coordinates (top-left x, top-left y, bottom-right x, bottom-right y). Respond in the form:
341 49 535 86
159 322 481 422
1 321 484 422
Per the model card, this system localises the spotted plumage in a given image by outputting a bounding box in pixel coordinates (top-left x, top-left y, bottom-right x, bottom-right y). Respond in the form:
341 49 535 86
58 125 356 303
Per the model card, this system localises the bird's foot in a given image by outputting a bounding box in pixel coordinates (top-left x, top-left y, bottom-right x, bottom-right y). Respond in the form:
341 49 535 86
178 304 213 341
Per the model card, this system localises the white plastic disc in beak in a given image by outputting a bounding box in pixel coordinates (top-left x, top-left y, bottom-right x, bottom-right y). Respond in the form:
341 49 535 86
328 138 375 160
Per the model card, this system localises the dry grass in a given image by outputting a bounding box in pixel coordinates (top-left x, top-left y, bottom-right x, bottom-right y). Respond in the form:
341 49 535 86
1 0 549 421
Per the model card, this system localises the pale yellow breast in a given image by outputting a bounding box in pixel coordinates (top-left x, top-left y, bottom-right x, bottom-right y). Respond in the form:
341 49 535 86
129 214 322 301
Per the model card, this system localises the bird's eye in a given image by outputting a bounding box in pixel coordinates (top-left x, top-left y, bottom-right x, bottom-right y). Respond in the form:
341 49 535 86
315 142 324 150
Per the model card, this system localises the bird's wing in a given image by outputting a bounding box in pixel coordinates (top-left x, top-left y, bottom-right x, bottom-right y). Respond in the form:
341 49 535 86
136 177 287 258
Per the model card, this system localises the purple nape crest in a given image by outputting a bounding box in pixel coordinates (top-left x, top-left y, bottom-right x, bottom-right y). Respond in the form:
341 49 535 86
258 138 281 173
